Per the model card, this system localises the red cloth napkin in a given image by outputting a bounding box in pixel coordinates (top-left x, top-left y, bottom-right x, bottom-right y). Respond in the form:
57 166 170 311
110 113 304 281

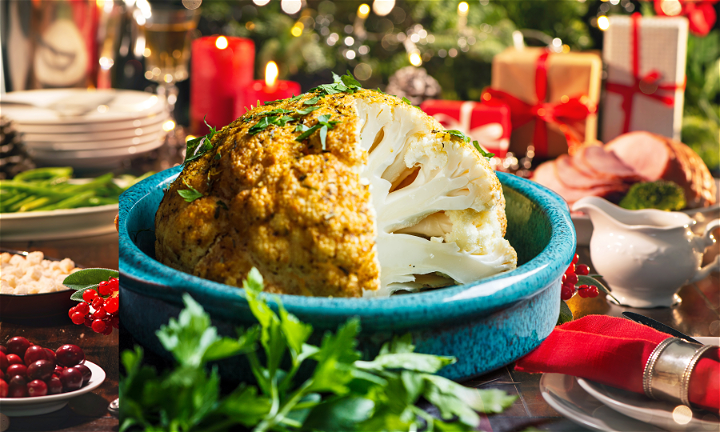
515 315 720 412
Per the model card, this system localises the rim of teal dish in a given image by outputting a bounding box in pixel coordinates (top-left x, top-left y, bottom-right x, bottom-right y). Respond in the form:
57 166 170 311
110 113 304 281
119 165 575 319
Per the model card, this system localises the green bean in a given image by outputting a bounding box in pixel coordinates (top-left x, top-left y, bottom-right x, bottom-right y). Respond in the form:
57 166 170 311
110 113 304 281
35 191 96 211
9 195 40 212
0 182 75 197
0 192 26 212
18 197 53 212
13 167 73 183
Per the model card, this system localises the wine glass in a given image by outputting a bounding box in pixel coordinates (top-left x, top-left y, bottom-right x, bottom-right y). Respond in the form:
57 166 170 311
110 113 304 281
139 5 199 122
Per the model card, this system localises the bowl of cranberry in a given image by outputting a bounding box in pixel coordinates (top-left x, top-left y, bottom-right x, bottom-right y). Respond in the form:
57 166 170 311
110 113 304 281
0 337 105 416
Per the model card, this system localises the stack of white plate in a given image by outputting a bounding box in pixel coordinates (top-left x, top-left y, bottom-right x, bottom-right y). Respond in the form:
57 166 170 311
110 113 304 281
0 89 169 168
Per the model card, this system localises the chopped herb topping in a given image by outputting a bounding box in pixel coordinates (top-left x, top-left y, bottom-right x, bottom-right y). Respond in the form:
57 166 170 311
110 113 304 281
178 180 203 202
310 71 363 95
184 118 218 164
402 96 413 105
294 106 320 115
303 96 321 105
216 200 228 210
214 153 221 160
446 129 471 143
248 116 273 135
295 114 340 151
473 141 495 159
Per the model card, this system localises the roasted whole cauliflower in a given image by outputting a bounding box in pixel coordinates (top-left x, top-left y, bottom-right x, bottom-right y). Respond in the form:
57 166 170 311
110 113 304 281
155 74 516 297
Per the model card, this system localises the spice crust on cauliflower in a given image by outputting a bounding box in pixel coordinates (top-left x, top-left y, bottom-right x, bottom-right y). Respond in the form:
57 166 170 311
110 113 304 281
155 79 516 298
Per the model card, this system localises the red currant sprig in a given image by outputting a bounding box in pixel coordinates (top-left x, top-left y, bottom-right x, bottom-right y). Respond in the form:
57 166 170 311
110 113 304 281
68 277 120 335
561 254 599 301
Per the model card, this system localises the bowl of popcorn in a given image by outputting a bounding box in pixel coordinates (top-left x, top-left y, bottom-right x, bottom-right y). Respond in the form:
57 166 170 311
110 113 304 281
0 250 81 320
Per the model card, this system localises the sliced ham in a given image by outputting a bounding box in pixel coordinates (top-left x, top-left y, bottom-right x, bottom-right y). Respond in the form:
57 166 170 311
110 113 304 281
606 131 716 208
533 160 627 205
555 154 623 189
576 145 646 182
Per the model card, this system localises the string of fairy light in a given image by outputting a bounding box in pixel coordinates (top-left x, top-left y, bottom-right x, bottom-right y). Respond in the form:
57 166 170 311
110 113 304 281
142 0 687 83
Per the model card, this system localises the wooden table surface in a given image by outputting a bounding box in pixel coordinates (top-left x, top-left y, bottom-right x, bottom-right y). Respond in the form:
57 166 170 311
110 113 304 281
0 236 119 432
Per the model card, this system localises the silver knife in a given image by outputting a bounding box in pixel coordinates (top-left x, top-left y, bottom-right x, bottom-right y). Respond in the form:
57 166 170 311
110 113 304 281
622 312 702 345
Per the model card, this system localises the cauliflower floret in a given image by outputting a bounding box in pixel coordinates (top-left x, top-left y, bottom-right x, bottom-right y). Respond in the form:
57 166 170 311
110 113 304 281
355 98 515 296
155 85 516 297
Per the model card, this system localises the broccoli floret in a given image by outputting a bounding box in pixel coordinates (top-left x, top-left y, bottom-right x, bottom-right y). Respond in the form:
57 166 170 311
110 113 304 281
619 181 686 211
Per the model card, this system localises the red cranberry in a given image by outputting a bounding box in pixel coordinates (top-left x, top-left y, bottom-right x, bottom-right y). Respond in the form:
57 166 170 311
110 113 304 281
53 365 64 376
0 379 7 397
8 375 27 397
75 302 90 315
27 379 47 397
6 364 27 378
59 367 83 391
6 337 30 357
91 319 106 333
5 354 22 366
44 349 56 366
74 364 92 385
47 376 63 394
55 345 85 367
0 345 6 354
98 281 112 296
575 264 590 276
27 360 54 381
82 289 97 303
24 345 50 366
0 351 8 371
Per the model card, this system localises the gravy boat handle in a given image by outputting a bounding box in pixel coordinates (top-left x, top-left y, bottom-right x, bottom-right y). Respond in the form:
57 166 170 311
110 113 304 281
689 219 720 284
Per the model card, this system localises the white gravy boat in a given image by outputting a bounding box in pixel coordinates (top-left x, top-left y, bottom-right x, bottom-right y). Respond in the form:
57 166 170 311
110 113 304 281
572 196 720 308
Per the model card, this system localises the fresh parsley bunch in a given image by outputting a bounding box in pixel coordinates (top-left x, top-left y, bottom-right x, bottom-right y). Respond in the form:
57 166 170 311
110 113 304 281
119 269 516 432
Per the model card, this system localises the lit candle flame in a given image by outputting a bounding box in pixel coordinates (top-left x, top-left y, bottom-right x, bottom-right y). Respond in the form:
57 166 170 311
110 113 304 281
215 36 229 50
265 61 279 88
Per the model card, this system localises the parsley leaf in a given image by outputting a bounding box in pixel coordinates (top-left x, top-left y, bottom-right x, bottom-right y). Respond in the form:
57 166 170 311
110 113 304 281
310 71 363 95
402 97 413 105
303 96 321 105
472 140 495 159
295 114 339 150
446 129 471 143
248 116 273 135
177 180 203 202
295 106 321 115
185 118 218 164
119 269 517 432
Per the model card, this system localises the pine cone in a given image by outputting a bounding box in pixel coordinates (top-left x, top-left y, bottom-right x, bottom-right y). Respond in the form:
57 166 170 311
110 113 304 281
0 116 35 180
385 66 442 106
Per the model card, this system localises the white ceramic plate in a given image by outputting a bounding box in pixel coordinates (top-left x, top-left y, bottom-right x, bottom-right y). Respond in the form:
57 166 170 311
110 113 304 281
25 130 166 152
0 89 165 124
574 179 720 246
0 361 106 417
0 204 118 241
540 373 665 432
21 118 167 143
576 336 720 432
29 134 166 169
13 111 169 134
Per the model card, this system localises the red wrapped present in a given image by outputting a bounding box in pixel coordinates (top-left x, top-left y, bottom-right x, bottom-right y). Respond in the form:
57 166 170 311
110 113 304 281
419 100 511 158
482 47 601 159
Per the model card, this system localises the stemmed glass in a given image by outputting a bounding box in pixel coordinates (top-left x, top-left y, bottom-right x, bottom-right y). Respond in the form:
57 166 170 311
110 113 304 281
139 5 199 124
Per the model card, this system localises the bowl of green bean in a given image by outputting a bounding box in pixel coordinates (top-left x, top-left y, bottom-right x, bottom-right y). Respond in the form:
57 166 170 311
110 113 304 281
0 168 151 241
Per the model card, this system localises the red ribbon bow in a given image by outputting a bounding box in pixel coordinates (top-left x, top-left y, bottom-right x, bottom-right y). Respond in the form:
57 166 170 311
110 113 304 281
481 52 596 157
605 13 686 135
653 0 718 36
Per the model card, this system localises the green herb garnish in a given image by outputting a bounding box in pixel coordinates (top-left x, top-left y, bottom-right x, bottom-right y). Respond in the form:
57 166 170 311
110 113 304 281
402 96 413 105
119 269 517 432
185 118 218 164
295 114 340 151
303 96 321 105
472 141 495 159
294 106 321 116
177 180 203 202
446 129 471 143
310 71 363 95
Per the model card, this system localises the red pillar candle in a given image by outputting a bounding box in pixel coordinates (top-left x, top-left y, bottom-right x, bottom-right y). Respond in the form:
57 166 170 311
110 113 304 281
190 35 254 135
236 61 301 117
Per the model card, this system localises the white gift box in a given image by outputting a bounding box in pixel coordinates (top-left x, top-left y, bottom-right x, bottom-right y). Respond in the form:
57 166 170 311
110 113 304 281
601 15 688 142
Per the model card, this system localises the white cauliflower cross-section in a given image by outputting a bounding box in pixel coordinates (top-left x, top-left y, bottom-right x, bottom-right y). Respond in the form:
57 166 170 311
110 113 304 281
356 97 517 297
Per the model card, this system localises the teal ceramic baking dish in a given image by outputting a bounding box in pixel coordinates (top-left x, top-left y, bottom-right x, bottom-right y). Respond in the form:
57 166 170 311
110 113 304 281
119 166 575 380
